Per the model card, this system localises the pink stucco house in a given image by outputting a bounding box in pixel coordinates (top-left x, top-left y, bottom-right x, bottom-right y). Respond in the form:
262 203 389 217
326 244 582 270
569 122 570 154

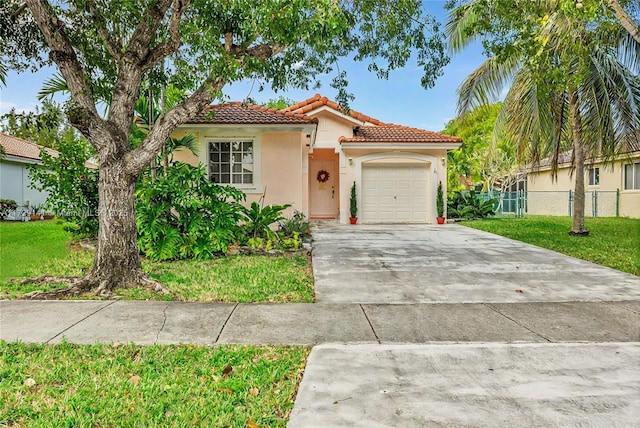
173 94 462 224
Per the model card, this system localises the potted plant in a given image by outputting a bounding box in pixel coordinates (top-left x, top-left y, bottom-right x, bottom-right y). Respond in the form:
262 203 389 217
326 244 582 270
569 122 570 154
349 181 358 224
29 204 42 221
436 181 445 224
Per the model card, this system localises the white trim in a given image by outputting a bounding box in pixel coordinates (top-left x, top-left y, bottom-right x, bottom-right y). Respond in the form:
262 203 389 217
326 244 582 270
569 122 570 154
1 155 42 165
305 106 364 125
201 137 263 193
341 142 461 150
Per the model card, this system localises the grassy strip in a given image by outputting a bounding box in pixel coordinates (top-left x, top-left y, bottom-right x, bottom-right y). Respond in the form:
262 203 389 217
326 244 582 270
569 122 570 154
462 216 640 276
0 221 314 302
0 342 308 427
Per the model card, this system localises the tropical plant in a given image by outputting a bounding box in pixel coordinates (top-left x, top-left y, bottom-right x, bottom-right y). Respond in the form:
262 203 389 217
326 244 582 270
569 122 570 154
447 190 497 220
350 181 357 218
28 137 99 238
446 0 640 235
136 162 245 261
279 210 310 240
239 202 291 241
436 181 445 218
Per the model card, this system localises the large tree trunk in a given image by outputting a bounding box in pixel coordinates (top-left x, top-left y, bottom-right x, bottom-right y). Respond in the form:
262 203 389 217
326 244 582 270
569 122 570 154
89 161 147 293
568 88 588 236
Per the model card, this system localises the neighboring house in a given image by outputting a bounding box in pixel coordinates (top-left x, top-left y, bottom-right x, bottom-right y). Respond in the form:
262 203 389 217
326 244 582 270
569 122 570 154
526 146 640 218
0 133 56 209
173 94 462 224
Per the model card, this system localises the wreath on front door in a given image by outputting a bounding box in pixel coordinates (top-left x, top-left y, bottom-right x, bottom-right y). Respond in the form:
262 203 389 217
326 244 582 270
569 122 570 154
316 169 330 183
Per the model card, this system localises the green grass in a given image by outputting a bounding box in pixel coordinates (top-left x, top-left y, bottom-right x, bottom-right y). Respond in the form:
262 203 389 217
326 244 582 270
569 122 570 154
462 216 640 276
0 220 80 279
0 221 314 302
0 341 308 427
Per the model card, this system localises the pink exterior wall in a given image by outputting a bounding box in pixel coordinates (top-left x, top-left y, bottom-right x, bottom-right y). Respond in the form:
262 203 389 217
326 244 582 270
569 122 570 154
259 132 305 215
171 128 306 217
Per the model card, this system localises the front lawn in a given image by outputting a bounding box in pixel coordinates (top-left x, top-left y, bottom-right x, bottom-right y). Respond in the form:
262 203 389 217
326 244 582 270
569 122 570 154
462 216 640 276
0 341 308 427
0 221 314 302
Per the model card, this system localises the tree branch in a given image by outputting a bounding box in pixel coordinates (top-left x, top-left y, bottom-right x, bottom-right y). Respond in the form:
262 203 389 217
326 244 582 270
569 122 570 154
108 0 177 138
24 0 104 145
123 0 173 63
85 0 123 60
124 76 225 175
608 0 640 44
141 0 189 70
245 43 285 60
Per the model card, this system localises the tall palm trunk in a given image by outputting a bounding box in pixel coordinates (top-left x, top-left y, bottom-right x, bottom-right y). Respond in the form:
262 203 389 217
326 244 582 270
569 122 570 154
607 0 640 43
568 88 588 235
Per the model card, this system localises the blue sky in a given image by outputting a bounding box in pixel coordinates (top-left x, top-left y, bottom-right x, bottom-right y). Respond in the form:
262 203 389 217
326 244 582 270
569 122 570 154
0 1 486 133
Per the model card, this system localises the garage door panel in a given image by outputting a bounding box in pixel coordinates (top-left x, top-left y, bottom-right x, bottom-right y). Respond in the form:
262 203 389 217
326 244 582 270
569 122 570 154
395 180 411 190
362 164 430 223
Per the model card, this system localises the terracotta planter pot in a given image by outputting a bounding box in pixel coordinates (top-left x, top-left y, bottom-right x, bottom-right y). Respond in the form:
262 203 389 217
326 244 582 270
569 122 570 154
436 217 446 224
349 217 358 225
43 214 55 220
30 214 41 221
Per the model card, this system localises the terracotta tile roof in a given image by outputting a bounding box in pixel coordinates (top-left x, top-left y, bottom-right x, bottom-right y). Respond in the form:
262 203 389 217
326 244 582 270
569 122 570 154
339 125 462 144
282 94 386 125
0 133 58 161
186 102 318 125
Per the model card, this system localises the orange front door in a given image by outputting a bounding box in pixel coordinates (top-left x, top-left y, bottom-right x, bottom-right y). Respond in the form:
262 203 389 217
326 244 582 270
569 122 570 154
309 159 337 218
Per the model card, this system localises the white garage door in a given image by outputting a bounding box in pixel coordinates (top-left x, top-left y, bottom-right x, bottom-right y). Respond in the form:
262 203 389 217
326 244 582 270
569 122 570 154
361 164 430 223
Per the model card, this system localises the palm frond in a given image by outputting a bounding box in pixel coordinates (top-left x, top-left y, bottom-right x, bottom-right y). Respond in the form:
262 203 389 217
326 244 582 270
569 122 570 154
167 133 199 156
37 73 69 101
0 63 6 86
456 53 521 115
446 1 481 53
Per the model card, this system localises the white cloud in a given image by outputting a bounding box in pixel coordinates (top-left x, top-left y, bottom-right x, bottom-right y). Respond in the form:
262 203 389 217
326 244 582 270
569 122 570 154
292 60 305 70
0 100 37 116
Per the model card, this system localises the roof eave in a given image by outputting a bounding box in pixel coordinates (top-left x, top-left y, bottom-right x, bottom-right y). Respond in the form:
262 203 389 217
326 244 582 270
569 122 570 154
341 142 462 150
178 123 318 131
305 105 364 125
1 154 42 164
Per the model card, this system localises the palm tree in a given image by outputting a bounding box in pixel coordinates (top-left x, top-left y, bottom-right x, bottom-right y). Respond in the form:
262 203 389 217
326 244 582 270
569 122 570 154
447 0 640 234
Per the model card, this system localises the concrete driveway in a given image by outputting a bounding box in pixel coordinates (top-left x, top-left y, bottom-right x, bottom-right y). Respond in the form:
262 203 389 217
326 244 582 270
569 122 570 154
289 343 640 427
312 223 640 304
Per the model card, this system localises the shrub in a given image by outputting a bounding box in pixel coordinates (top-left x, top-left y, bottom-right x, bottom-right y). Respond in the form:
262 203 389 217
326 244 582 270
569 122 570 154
436 181 444 218
136 162 245 261
239 201 291 241
0 199 17 220
28 138 99 238
447 190 498 219
350 181 357 218
279 210 310 239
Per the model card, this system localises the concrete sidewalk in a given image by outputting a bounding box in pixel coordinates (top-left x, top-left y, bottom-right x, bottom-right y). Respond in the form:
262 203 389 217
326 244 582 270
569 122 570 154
1 300 638 345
